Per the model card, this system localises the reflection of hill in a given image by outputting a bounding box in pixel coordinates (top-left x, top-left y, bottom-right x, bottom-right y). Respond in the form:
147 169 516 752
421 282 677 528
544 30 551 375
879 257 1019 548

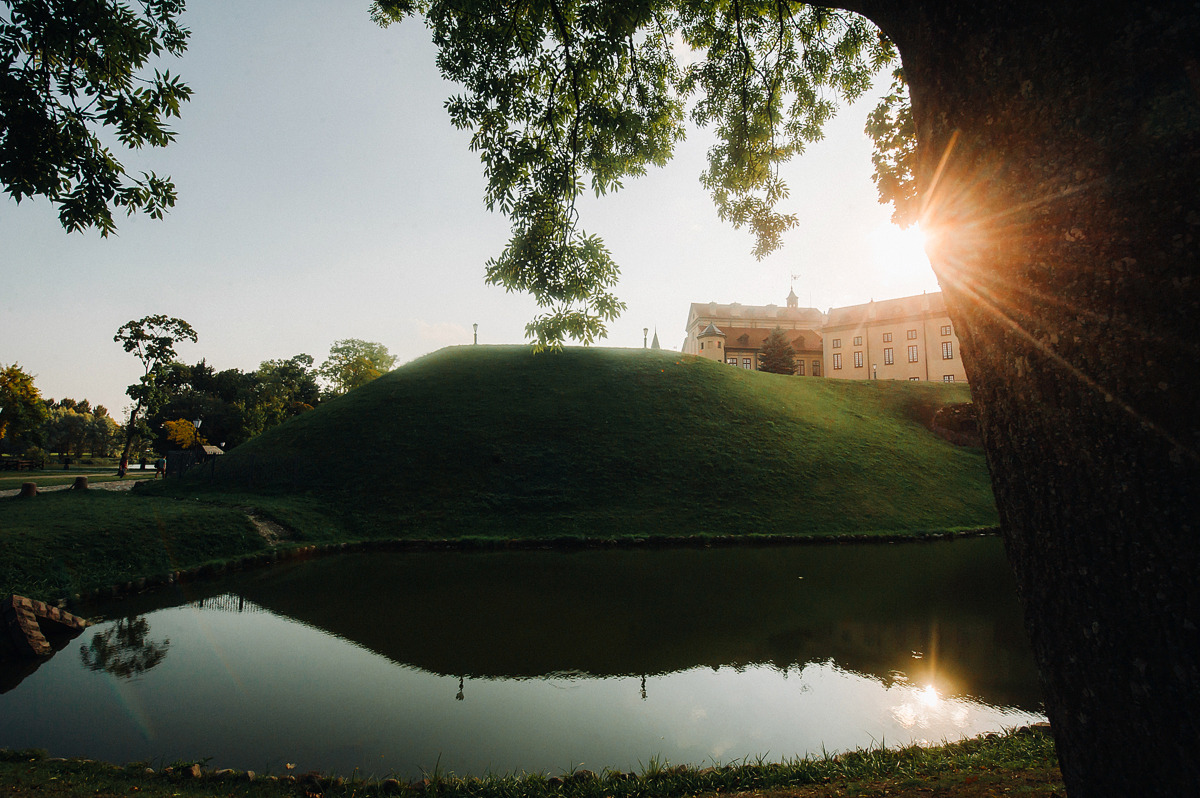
118 539 1039 711
85 540 1041 709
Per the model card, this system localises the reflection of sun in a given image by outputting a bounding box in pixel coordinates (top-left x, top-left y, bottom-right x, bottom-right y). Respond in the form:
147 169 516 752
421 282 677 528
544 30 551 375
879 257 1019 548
891 681 971 731
870 223 934 282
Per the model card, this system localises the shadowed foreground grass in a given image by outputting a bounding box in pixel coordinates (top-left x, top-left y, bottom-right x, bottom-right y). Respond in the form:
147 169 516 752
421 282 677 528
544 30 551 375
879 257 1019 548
0 490 263 600
0 729 1062 798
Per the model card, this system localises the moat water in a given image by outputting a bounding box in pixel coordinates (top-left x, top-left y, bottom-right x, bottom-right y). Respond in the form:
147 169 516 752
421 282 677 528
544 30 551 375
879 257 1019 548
0 538 1044 779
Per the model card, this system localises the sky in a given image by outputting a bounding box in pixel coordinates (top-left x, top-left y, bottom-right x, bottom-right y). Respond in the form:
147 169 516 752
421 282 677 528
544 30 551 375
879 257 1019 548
1 1 940 416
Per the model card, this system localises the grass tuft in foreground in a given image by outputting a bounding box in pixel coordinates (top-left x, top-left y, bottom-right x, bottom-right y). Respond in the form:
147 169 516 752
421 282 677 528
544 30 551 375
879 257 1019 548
0 728 1062 798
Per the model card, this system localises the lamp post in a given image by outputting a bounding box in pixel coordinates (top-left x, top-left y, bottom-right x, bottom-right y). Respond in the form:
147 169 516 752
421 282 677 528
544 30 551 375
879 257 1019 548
473 323 478 345
643 327 648 348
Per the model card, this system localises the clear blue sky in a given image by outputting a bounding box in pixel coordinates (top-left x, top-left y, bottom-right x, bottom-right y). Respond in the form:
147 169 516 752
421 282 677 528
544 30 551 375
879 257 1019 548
1 1 940 416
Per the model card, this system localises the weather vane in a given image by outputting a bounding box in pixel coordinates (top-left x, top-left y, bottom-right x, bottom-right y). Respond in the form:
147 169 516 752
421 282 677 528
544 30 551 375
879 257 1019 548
790 272 802 290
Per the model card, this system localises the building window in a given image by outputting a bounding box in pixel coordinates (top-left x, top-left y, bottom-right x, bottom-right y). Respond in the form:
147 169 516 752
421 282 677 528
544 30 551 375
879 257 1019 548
909 376 920 381
853 335 862 346
908 345 919 362
832 338 842 348
941 325 952 336
853 351 864 368
907 329 918 340
833 353 842 370
797 360 805 376
942 341 954 359
726 357 737 366
883 332 892 342
943 375 955 382
700 342 704 350
717 341 722 348
884 347 894 365
742 357 753 370
813 361 821 376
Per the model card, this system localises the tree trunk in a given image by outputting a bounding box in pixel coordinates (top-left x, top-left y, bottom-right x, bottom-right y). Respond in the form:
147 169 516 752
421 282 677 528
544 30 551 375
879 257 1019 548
119 402 143 465
863 2 1200 794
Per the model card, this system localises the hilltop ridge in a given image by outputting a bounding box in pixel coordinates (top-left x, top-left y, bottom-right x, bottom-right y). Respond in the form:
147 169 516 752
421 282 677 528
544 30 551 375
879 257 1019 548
172 346 997 539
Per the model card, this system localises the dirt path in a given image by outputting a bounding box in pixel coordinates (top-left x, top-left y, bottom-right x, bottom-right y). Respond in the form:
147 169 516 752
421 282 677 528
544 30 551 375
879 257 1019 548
0 478 151 498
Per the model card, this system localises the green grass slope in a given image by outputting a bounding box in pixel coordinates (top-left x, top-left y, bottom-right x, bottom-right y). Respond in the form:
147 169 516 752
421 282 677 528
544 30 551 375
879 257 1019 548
175 346 996 539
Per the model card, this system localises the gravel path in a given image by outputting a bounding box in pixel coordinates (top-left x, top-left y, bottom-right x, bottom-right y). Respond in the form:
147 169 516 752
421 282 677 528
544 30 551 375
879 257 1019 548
0 478 151 498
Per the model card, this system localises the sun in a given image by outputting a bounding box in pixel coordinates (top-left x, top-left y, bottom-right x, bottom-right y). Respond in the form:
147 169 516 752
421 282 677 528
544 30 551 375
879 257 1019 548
869 223 936 285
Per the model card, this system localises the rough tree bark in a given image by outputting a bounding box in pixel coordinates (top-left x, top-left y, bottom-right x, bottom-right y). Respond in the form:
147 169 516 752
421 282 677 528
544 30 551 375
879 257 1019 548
855 2 1199 794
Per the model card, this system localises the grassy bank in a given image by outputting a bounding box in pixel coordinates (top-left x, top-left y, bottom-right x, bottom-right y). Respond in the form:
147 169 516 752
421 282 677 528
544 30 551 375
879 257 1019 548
0 728 1061 798
0 490 264 599
155 346 997 539
2 347 999 601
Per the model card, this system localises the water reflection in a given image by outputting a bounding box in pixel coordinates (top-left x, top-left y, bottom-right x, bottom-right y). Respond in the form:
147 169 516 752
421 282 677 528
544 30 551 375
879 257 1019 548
79 617 170 679
168 541 1041 711
0 539 1045 778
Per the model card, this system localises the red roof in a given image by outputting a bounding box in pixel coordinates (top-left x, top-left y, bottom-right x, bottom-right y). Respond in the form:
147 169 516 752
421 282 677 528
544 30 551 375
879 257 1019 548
719 327 823 353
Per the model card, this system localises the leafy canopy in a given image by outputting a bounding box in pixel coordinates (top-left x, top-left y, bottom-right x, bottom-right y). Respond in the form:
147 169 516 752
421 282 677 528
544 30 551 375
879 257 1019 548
0 362 48 448
372 0 895 348
863 67 916 227
1 0 192 235
113 314 197 458
319 339 398 396
163 417 204 448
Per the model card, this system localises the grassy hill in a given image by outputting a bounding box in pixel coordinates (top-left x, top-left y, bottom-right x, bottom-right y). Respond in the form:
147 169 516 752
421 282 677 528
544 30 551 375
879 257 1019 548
167 346 996 540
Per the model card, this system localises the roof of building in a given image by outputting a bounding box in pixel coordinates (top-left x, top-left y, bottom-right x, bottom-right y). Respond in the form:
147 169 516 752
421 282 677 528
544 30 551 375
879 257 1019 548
688 301 826 328
718 327 822 353
825 292 947 328
698 321 725 337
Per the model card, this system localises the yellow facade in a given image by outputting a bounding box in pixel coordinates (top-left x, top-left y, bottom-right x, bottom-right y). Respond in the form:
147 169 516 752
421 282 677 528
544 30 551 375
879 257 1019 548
683 291 827 376
823 293 967 383
683 291 966 384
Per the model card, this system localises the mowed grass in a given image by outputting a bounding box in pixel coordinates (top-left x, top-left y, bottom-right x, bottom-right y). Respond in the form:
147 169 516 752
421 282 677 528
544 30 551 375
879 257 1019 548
0 728 1062 798
0 490 264 599
164 346 996 539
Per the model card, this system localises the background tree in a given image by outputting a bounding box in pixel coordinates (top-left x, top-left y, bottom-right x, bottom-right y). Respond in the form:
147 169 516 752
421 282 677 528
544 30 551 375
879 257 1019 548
0 362 47 454
162 417 204 449
43 404 88 457
319 339 397 396
0 0 192 234
251 354 320 432
758 328 796 374
143 355 321 451
85 407 120 458
113 315 197 463
374 3 1200 793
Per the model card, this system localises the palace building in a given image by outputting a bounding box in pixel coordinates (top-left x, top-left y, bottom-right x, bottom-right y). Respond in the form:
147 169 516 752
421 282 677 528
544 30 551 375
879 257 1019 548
682 289 968 383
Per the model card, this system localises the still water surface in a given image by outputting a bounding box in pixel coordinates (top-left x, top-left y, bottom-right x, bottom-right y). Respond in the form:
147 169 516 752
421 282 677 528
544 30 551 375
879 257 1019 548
1 539 1044 778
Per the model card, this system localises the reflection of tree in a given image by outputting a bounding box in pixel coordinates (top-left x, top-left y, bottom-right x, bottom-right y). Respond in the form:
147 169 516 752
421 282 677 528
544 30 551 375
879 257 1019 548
80 617 170 679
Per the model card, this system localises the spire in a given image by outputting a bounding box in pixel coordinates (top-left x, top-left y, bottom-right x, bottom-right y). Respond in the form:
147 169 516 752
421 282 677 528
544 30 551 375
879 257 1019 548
787 287 798 308
651 328 661 349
